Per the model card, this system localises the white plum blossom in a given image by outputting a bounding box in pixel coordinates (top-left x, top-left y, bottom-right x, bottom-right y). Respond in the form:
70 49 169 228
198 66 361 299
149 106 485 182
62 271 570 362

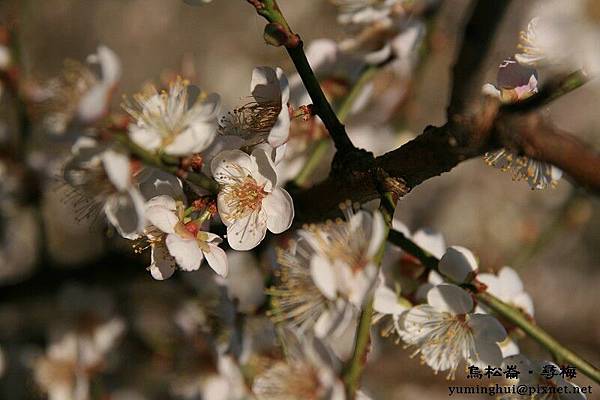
438 246 479 284
372 276 410 339
269 208 385 339
37 46 121 135
398 283 508 379
482 58 562 190
252 335 346 400
63 137 145 239
477 266 534 317
124 76 221 156
332 0 401 26
304 208 386 309
269 236 355 339
216 250 266 313
140 195 228 280
211 148 294 251
33 319 125 400
220 66 290 152
516 1 600 74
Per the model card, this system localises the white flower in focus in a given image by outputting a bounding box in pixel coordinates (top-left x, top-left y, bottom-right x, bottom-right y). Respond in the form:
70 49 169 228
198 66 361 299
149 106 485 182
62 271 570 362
252 336 346 400
482 58 562 190
516 1 600 74
477 266 534 317
438 246 478 284
141 195 228 280
398 284 507 379
124 77 221 156
37 46 121 135
63 137 145 239
220 67 290 151
502 355 587 400
212 148 294 250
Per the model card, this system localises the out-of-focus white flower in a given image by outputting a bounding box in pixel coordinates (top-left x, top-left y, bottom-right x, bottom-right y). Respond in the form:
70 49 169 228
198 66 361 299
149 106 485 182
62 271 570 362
477 266 534 317
252 335 346 400
33 318 125 400
212 148 294 250
398 284 507 379
502 355 587 400
269 236 355 339
172 353 248 400
482 58 562 190
332 0 401 26
141 195 228 279
63 137 145 239
372 276 410 339
304 208 386 309
516 1 600 74
289 39 365 107
136 167 185 201
220 67 290 151
0 44 11 70
37 46 121 135
124 76 221 156
216 250 266 313
438 246 478 284
346 123 401 156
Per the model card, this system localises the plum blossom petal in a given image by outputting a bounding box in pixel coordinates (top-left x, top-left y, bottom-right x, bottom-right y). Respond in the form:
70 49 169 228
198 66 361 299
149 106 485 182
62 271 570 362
438 246 478 283
262 188 294 234
165 234 204 272
427 284 473 315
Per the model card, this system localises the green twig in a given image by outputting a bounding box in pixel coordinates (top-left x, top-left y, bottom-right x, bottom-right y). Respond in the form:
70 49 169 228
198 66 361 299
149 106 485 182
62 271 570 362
387 228 600 385
115 135 220 194
246 0 355 152
343 193 394 398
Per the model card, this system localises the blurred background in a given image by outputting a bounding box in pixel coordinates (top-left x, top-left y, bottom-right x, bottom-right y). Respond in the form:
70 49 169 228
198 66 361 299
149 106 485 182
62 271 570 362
0 0 599 399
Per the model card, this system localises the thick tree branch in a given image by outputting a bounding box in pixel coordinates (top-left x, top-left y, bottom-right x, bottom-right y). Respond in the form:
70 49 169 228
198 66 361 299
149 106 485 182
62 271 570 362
293 96 600 221
447 0 512 117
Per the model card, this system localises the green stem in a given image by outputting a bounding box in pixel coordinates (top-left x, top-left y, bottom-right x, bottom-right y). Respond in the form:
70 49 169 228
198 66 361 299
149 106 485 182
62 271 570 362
477 291 600 384
387 228 600 385
246 0 355 152
343 193 394 398
116 135 220 194
344 297 375 398
293 138 330 187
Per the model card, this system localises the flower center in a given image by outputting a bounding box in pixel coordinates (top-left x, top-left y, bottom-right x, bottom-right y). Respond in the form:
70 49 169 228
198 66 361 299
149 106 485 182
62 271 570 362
220 100 281 146
222 176 267 220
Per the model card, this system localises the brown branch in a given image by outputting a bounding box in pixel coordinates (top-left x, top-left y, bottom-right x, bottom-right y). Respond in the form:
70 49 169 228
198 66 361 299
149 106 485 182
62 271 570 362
292 99 600 221
447 0 512 117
